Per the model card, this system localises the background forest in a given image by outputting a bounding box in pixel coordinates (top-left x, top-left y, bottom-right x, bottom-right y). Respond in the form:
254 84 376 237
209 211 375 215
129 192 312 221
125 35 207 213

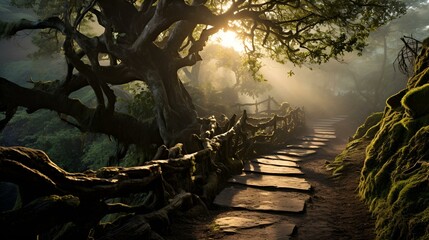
1 0 428 172
1 1 429 240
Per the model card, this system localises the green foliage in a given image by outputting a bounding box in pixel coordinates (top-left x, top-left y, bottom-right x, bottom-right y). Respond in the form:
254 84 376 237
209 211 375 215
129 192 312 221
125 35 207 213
81 135 116 170
4 0 408 70
124 82 155 122
258 0 406 65
1 109 81 171
0 0 413 179
4 0 98 57
0 109 117 172
31 128 83 170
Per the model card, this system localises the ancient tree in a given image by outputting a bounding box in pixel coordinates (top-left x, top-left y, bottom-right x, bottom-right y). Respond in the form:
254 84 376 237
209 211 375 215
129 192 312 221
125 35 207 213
0 0 406 147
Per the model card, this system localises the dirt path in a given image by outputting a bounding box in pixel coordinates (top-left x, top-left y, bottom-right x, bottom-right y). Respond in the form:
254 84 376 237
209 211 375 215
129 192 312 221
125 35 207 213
288 119 375 240
164 117 375 240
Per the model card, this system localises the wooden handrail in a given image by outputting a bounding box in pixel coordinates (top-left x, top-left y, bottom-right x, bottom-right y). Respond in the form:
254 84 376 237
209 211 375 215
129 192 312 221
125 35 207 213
234 96 286 115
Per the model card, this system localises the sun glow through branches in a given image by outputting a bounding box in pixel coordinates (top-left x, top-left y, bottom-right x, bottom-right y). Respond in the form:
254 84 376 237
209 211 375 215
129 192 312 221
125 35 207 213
210 30 244 52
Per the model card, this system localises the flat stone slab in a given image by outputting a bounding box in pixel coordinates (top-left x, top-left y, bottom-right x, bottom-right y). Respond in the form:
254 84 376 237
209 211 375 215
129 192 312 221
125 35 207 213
313 122 335 126
228 173 311 191
286 144 321 150
315 122 338 125
259 154 302 162
330 117 347 121
274 149 317 157
211 211 296 239
313 130 336 135
214 216 275 233
317 119 342 123
243 162 303 175
312 126 335 131
300 141 326 146
302 136 330 142
312 134 337 139
214 186 309 213
250 158 299 167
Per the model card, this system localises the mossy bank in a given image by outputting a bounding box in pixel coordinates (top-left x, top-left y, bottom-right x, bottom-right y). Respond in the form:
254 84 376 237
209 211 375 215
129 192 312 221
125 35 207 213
333 45 429 239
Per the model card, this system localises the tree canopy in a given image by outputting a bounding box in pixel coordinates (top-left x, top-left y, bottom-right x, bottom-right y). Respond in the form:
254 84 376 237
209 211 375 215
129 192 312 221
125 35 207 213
0 0 407 146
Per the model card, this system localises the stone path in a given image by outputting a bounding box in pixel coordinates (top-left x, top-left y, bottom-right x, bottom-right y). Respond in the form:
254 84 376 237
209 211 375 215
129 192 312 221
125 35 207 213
212 116 347 239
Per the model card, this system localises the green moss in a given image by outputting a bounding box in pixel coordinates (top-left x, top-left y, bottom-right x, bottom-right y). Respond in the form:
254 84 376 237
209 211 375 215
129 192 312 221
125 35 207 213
412 46 429 84
386 89 407 110
361 113 407 183
400 114 429 135
355 49 429 240
359 113 429 239
331 164 345 176
352 112 383 140
326 139 361 175
408 208 429 239
386 179 407 205
328 112 384 175
402 83 429 118
367 160 429 240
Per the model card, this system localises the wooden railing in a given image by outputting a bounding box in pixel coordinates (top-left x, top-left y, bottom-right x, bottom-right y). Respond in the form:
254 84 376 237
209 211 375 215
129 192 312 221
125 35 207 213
234 96 287 116
0 106 305 239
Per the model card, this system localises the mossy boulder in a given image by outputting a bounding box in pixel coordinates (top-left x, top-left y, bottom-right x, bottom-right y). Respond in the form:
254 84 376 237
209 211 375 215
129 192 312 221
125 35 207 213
386 88 406 110
362 126 429 240
352 111 383 140
401 83 429 119
358 115 429 240
355 44 429 240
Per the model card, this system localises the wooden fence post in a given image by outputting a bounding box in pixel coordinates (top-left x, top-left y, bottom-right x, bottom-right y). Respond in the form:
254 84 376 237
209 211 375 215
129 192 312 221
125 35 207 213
255 99 259 114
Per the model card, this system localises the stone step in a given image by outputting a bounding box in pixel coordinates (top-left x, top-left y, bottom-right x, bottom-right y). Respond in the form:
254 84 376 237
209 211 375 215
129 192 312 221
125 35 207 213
299 141 327 146
312 134 337 139
313 130 335 134
329 117 347 121
301 136 330 142
214 216 276 233
250 158 299 167
286 144 321 150
243 162 303 176
214 186 310 213
259 154 302 162
312 123 335 127
229 173 311 191
212 211 296 239
313 127 335 131
317 119 343 123
274 149 317 157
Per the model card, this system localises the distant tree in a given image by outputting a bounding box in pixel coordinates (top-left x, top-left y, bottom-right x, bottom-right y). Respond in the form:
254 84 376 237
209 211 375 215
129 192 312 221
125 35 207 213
345 1 429 110
182 43 271 114
0 0 406 146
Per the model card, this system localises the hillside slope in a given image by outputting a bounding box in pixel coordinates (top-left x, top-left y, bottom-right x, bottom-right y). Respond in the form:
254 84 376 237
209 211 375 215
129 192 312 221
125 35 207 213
333 44 429 239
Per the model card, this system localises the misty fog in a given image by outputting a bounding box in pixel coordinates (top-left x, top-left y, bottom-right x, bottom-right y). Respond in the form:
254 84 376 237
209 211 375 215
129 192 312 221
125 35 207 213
1 1 429 120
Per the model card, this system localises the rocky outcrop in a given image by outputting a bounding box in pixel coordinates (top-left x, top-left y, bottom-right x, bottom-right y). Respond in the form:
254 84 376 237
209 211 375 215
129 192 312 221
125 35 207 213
349 45 429 239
